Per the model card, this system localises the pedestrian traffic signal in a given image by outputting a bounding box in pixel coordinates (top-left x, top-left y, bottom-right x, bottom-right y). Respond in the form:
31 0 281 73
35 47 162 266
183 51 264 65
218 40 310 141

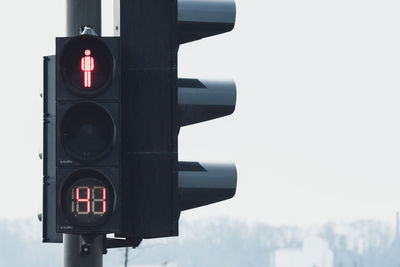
43 0 237 244
43 33 121 240
59 35 114 95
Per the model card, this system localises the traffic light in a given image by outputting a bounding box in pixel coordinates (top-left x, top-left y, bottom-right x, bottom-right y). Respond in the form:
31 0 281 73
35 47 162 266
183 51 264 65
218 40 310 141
43 33 121 240
117 0 237 239
43 0 237 244
176 0 238 215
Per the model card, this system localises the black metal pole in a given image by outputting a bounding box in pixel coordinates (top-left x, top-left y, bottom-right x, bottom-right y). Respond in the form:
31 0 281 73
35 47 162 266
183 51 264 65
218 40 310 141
65 1 103 266
67 0 101 36
64 234 103 267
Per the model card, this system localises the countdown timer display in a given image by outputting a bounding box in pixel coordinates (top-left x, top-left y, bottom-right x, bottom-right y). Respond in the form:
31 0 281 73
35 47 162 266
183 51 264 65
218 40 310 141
61 170 114 226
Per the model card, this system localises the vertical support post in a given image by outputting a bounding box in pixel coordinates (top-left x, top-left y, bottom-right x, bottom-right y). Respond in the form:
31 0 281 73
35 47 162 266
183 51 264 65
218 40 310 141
65 1 103 266
64 234 104 267
67 0 102 36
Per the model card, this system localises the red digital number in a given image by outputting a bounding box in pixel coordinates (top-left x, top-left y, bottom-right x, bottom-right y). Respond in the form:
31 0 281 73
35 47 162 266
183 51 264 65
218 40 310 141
103 187 106 213
76 186 90 214
92 186 107 215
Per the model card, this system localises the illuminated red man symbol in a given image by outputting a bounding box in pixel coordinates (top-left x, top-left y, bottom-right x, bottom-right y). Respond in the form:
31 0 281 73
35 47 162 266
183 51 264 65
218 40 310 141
81 49 94 88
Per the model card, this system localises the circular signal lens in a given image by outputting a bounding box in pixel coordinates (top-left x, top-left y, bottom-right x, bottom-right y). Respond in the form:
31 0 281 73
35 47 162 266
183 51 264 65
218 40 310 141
60 35 114 95
61 169 114 225
60 102 115 161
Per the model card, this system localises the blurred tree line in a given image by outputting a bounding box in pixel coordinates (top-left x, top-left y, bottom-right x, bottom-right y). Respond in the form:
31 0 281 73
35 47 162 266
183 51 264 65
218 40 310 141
1 218 400 266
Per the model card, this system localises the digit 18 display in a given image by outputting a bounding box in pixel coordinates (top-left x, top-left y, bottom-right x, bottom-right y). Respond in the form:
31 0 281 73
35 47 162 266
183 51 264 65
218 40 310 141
72 186 106 215
62 175 113 225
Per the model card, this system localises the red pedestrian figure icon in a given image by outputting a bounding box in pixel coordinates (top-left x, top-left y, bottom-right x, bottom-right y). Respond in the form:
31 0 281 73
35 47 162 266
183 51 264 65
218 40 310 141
81 49 94 88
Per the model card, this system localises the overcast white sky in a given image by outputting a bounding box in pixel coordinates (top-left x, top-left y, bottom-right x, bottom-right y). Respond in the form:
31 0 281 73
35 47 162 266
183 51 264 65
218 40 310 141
0 0 400 227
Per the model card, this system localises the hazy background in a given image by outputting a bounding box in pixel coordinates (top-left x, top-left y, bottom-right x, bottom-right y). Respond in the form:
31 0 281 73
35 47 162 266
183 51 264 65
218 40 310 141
0 0 399 233
1 218 398 266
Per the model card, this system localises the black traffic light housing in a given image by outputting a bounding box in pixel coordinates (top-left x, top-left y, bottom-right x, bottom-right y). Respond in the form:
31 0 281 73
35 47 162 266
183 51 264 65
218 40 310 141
43 34 121 241
117 0 237 239
43 0 237 244
118 0 179 238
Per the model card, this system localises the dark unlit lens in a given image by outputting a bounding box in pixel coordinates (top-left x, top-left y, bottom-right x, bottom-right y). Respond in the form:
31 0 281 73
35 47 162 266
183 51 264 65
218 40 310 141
61 103 114 161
